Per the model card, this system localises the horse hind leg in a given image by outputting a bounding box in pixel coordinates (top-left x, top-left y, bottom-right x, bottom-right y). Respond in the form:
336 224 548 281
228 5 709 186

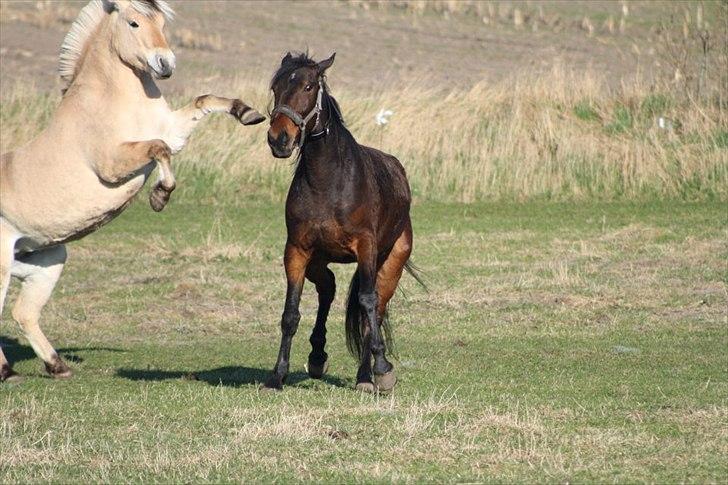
376 223 413 320
351 234 400 394
11 245 71 378
354 327 374 393
305 264 335 379
0 220 21 382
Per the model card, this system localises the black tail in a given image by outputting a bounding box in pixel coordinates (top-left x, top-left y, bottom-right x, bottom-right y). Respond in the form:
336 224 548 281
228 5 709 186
345 270 396 359
345 269 364 358
404 260 428 291
345 260 426 360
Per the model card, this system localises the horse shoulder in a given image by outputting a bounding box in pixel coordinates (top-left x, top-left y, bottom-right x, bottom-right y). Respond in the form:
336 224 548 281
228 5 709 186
0 152 15 203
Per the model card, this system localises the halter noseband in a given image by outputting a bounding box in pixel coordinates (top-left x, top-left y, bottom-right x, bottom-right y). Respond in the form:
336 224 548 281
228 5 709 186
271 78 326 148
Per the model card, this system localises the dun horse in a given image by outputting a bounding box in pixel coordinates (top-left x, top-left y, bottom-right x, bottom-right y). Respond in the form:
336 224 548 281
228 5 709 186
265 52 420 392
0 0 264 382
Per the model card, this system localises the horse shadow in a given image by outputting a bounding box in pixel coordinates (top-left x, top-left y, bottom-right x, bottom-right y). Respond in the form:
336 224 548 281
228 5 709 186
115 366 350 389
0 336 124 365
2 336 350 389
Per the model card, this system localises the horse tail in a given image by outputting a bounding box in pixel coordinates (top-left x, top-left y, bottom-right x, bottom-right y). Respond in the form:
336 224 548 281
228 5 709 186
345 272 397 359
345 269 363 358
404 260 428 291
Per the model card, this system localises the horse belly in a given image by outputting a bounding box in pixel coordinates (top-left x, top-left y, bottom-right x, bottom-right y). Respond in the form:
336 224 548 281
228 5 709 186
10 166 152 252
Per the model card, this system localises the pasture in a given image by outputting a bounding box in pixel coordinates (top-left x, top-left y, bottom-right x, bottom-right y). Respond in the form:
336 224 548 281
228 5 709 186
2 200 726 482
1 0 727 483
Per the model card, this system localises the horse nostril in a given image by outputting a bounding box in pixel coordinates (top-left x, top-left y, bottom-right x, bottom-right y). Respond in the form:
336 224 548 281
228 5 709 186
157 56 172 76
279 131 289 145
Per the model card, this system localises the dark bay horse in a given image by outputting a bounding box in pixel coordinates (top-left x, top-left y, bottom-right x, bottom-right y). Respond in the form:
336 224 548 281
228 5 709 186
264 52 419 392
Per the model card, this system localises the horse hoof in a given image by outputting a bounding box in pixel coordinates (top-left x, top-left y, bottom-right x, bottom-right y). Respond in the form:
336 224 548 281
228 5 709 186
355 382 375 393
45 357 73 379
4 373 24 384
261 376 284 391
231 100 266 126
1 364 23 383
307 359 329 379
374 370 397 393
149 183 174 212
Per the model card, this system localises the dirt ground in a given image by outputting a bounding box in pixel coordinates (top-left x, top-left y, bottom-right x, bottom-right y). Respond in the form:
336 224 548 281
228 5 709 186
0 0 672 97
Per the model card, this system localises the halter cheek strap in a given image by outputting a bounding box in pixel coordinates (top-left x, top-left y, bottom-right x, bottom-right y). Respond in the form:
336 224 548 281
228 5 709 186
271 78 325 148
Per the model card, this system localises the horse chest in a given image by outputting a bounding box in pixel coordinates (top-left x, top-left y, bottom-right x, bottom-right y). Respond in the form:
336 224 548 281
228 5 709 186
298 219 357 261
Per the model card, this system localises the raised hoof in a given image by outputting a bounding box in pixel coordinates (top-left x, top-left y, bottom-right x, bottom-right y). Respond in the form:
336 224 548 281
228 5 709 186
149 183 175 212
1 364 23 383
374 370 397 393
45 356 73 379
307 359 329 379
231 100 266 126
355 382 375 393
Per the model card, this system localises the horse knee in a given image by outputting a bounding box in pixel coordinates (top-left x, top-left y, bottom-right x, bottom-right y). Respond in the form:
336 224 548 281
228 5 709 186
194 94 212 109
281 309 301 335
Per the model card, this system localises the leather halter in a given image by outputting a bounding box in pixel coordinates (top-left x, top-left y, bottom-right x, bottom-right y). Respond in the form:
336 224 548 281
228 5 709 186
270 78 327 148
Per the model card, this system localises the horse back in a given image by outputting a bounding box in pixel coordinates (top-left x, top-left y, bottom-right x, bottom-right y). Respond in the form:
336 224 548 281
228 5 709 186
359 144 411 206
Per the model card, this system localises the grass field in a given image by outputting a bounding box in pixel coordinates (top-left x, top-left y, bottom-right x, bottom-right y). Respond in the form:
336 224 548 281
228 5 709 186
1 198 726 482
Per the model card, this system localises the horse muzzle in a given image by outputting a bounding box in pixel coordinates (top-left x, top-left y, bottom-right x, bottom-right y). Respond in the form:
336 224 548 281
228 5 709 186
148 52 176 79
267 130 294 159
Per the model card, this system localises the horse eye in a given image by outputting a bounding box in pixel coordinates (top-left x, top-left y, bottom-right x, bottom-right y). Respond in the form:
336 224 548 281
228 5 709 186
128 20 139 28
305 84 313 91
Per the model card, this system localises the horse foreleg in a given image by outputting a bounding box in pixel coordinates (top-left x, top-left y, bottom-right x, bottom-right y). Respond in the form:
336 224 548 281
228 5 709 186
305 264 336 379
264 243 311 390
92 140 175 211
165 94 265 154
11 245 70 378
95 140 172 186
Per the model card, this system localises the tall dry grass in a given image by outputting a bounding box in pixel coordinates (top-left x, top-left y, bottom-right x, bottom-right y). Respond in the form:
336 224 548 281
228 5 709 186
1 68 726 203
0 1 77 29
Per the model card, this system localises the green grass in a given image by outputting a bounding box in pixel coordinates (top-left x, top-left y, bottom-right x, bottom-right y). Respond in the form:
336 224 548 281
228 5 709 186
573 99 600 122
1 197 726 482
605 104 634 134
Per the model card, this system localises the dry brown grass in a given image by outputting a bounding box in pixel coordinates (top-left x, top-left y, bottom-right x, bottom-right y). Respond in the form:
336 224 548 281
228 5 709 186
0 1 77 29
348 0 634 36
1 64 726 204
170 28 223 52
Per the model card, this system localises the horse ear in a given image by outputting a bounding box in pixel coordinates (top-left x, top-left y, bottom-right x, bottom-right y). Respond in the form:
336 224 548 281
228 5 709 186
101 0 129 13
101 0 118 11
102 0 131 12
281 52 293 66
317 53 336 74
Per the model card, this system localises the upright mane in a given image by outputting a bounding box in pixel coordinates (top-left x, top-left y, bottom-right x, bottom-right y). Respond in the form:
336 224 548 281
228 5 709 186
59 0 174 94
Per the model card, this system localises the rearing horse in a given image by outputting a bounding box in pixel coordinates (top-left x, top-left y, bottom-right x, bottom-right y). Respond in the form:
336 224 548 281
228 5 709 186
0 0 264 382
264 52 419 392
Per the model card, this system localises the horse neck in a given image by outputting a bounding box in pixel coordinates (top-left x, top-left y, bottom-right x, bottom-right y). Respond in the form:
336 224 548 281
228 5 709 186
64 19 159 105
299 108 353 190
